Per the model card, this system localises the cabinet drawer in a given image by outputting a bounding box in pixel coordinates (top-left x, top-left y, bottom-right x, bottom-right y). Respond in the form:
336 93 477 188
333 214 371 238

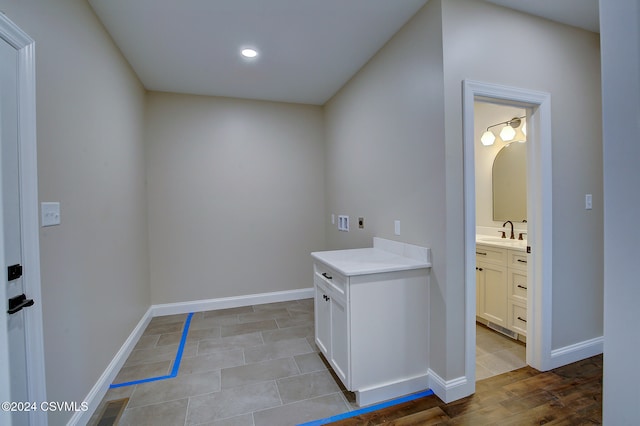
508 250 528 270
475 244 507 265
509 270 528 302
508 301 527 336
314 263 347 299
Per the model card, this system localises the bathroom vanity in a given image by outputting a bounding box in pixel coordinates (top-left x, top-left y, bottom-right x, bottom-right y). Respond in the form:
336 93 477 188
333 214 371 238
311 237 431 406
475 236 528 339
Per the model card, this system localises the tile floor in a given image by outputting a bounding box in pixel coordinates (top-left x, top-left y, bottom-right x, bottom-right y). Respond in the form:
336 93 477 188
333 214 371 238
90 299 526 425
475 322 526 381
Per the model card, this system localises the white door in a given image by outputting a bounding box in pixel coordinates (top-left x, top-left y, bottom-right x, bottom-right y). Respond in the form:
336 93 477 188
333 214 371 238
0 15 46 426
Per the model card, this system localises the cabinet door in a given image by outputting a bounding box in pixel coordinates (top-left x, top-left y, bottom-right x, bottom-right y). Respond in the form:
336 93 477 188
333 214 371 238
477 261 508 326
314 283 331 357
330 295 349 386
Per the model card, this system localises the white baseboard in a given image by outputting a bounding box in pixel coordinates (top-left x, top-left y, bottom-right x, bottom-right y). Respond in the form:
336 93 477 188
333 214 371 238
427 369 472 404
74 288 314 425
151 287 314 317
355 375 429 407
549 336 603 370
68 307 153 426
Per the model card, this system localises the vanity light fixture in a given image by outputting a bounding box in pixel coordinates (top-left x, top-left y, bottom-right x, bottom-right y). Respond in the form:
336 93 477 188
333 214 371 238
480 116 526 146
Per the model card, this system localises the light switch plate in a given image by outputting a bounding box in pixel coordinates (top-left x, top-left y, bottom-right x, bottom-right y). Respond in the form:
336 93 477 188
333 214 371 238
585 194 592 210
41 202 61 227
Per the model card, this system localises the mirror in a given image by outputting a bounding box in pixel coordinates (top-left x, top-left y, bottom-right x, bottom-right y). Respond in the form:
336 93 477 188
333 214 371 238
492 142 526 222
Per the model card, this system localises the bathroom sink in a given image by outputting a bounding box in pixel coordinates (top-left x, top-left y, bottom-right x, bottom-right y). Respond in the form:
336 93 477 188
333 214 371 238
476 235 527 250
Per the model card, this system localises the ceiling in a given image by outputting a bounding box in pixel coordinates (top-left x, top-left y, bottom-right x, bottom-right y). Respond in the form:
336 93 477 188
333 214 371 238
88 0 599 106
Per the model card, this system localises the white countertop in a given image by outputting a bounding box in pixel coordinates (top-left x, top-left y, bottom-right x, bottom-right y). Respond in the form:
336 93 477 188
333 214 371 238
476 235 527 251
311 238 431 276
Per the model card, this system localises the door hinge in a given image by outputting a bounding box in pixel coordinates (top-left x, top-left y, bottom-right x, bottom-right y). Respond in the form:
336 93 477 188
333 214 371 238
7 264 22 281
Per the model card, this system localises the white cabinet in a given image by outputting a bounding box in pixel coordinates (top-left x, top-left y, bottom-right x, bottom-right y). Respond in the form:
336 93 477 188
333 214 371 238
313 264 349 384
312 238 431 407
476 243 527 337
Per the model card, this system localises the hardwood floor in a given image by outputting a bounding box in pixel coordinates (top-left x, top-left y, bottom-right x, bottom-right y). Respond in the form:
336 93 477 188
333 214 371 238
329 354 602 425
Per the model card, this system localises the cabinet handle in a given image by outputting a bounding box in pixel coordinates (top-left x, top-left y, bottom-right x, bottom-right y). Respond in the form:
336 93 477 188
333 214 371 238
476 252 487 256
322 272 333 280
517 316 527 323
475 267 483 271
517 259 527 264
517 284 528 290
322 294 330 302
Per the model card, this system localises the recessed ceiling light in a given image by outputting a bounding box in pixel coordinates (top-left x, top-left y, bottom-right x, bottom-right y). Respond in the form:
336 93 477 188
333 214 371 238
241 48 258 58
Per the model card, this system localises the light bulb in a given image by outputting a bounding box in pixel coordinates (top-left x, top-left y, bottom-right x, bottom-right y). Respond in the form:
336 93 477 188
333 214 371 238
500 125 516 141
241 48 258 58
481 131 496 146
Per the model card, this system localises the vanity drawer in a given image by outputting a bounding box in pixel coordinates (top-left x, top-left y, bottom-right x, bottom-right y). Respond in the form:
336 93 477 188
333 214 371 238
508 301 527 336
475 244 507 265
508 250 528 270
509 270 528 302
314 263 347 299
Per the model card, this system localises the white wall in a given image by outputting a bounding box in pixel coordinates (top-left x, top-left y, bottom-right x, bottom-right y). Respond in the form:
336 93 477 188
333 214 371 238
145 92 325 304
600 0 640 424
0 1 150 424
441 0 603 379
324 0 447 374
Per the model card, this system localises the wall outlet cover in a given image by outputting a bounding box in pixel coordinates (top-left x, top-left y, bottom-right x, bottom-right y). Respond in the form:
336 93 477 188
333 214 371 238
338 215 349 231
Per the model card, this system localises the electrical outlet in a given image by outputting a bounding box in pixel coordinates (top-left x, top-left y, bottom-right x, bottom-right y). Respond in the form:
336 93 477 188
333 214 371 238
338 215 349 231
358 217 364 229
394 220 401 236
585 194 592 210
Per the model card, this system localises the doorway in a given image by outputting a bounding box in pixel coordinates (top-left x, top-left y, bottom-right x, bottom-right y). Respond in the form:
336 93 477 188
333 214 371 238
0 13 47 426
473 101 527 380
462 80 554 390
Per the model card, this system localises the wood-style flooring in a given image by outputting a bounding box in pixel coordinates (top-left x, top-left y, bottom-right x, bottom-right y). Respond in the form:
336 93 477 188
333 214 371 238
329 354 602 425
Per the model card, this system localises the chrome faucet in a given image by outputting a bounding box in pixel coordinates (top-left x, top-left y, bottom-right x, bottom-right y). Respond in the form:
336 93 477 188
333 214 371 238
503 220 515 240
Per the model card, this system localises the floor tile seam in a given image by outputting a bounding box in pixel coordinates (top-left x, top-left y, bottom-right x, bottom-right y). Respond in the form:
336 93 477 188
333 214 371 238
279 388 345 406
183 396 191 426
181 346 244 361
126 394 191 411
190 380 283 424
220 372 303 392
273 377 285 407
235 354 308 371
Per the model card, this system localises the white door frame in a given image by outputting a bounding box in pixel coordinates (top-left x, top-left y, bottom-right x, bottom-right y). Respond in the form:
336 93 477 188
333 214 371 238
0 13 47 426
462 80 553 381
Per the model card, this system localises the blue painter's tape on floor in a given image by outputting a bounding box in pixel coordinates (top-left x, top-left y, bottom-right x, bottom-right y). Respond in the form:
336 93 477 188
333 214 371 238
109 312 194 389
297 389 434 426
